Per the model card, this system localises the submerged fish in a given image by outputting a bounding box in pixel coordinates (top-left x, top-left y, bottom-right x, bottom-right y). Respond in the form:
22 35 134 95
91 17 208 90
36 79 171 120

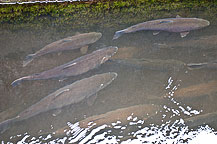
11 46 118 86
113 58 187 72
113 15 210 39
174 80 217 98
54 104 160 136
0 72 117 133
187 60 217 70
185 111 217 128
23 32 102 67
154 35 217 49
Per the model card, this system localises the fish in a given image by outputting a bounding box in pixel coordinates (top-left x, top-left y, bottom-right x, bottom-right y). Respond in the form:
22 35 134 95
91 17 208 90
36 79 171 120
154 35 217 49
0 72 118 134
54 104 160 136
113 15 210 39
187 60 217 70
184 111 217 128
23 32 102 67
11 46 118 86
112 58 187 72
173 80 217 98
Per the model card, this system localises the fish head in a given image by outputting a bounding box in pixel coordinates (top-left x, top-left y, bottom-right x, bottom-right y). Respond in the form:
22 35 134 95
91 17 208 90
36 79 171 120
97 72 118 90
100 46 118 64
89 32 102 43
196 18 210 28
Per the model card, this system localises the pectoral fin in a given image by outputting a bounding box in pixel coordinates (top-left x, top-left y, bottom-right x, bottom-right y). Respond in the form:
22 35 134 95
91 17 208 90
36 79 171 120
80 45 89 54
180 32 189 38
51 89 70 105
153 31 160 35
87 94 98 106
63 62 77 70
55 89 70 97
58 78 67 82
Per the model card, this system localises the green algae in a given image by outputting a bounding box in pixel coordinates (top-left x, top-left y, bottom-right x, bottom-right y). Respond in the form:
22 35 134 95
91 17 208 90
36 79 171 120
0 0 216 30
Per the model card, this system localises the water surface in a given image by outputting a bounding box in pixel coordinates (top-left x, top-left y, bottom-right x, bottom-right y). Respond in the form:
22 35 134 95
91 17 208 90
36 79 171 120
1 4 217 143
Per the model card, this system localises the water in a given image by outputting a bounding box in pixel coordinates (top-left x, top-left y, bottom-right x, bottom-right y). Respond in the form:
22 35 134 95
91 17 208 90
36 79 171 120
1 4 217 143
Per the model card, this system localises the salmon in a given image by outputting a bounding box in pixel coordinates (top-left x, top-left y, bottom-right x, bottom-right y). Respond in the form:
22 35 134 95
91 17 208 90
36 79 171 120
113 16 210 39
54 104 160 136
11 46 118 86
1 72 117 133
23 32 102 66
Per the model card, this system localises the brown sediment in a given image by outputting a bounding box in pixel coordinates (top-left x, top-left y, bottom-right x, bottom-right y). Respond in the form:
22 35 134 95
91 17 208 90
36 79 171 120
174 80 217 98
54 104 160 136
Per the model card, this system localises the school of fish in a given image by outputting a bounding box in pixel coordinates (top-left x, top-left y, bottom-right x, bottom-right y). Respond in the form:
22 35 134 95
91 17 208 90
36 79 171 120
1 15 215 138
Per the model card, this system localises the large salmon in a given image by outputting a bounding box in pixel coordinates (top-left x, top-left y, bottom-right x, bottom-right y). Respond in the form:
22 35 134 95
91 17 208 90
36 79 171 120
11 46 118 86
1 72 117 134
23 32 102 66
113 58 186 72
54 104 160 136
113 16 210 39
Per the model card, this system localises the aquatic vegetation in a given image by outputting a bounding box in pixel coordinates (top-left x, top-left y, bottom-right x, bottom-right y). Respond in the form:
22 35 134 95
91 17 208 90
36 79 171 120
0 0 216 30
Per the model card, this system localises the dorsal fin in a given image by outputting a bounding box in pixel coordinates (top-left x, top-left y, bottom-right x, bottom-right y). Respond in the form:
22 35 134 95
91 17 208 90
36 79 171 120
176 15 181 18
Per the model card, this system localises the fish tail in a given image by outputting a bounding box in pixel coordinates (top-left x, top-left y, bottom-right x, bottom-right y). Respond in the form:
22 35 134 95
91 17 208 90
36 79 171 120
11 76 31 87
113 30 125 40
187 62 208 70
23 54 36 67
0 118 16 134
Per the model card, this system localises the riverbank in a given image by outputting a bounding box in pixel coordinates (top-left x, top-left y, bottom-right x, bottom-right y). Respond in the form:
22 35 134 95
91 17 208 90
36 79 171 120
0 0 216 30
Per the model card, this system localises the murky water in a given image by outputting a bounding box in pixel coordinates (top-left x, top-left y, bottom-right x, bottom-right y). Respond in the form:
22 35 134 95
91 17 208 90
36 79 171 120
1 5 217 143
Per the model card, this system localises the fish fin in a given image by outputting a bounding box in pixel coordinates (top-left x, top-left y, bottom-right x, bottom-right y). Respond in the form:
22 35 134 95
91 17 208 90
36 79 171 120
52 109 62 117
180 32 189 38
187 62 208 70
55 89 70 97
153 31 160 35
50 89 70 103
63 62 77 70
113 30 125 40
23 54 36 67
159 20 173 24
11 76 29 87
176 15 182 18
80 45 89 54
58 78 67 82
87 93 97 106
0 117 16 134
